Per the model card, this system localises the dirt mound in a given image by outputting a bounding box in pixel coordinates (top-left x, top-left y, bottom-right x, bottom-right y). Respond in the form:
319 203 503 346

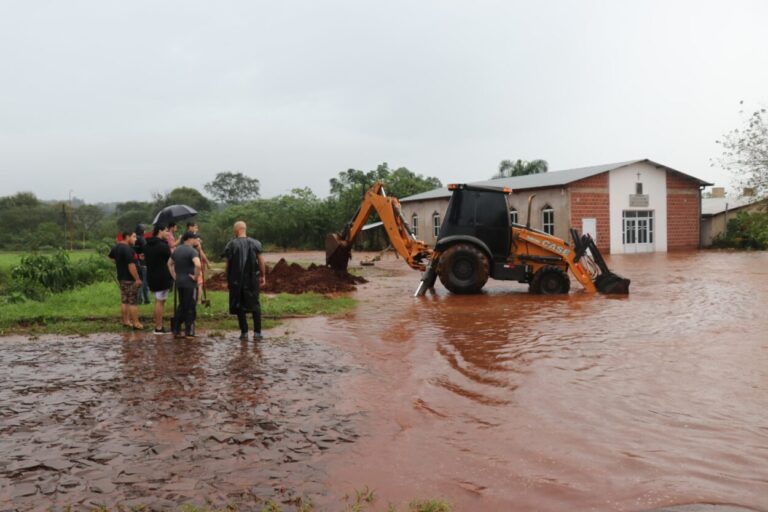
206 258 367 294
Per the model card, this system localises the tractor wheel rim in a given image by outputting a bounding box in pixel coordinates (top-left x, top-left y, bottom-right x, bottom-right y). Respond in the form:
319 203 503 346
454 259 474 279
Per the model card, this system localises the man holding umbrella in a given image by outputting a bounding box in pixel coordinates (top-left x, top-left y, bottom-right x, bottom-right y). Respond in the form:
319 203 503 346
153 204 197 253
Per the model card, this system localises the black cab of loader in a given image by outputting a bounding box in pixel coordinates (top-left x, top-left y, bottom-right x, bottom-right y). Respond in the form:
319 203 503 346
433 184 525 283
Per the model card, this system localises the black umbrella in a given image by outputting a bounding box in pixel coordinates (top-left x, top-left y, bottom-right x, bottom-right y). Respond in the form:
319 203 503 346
152 204 198 226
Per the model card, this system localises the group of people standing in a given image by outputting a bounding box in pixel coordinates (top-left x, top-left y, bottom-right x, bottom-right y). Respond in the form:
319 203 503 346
109 220 266 341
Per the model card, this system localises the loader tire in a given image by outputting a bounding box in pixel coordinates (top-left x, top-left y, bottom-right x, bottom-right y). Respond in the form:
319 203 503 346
437 243 490 294
530 266 570 295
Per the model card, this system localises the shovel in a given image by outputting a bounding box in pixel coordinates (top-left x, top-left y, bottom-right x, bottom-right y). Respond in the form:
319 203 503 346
169 282 178 333
201 270 211 308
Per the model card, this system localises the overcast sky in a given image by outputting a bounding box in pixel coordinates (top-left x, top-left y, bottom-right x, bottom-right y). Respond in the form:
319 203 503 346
1 0 766 203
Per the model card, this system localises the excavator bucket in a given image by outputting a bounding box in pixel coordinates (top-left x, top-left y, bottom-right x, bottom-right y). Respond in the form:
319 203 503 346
325 233 351 271
570 229 630 294
594 272 631 294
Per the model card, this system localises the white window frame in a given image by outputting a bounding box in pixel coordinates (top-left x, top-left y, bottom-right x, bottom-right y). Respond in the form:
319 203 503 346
542 206 554 235
432 212 441 238
411 213 419 237
510 208 518 224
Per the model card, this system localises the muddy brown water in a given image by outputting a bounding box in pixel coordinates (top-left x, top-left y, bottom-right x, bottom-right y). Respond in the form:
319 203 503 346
1 251 767 511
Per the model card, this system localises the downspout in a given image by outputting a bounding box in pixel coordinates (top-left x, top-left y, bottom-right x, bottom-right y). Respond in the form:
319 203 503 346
698 185 704 248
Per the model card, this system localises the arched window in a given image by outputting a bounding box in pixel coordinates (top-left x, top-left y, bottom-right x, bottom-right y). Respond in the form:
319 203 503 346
432 212 441 238
542 205 554 235
411 212 419 237
509 208 519 224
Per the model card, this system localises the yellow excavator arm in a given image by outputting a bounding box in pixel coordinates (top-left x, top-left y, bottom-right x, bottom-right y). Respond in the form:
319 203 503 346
326 182 433 271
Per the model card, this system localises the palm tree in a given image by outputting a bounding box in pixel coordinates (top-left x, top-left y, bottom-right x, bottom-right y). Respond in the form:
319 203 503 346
493 159 548 179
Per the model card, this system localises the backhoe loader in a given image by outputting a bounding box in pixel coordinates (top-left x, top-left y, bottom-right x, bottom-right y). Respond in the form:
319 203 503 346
326 182 630 296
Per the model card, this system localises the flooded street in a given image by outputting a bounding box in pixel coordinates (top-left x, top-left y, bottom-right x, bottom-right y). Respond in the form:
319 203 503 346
2 250 768 511
319 251 768 511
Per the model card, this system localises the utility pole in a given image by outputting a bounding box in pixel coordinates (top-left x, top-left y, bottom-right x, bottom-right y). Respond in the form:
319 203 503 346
67 190 74 251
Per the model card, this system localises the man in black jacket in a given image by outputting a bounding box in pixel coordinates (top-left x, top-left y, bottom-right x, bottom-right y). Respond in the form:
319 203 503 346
223 221 266 341
144 224 174 334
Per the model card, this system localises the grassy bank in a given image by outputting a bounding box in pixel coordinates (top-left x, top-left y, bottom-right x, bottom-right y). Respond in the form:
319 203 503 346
0 281 355 336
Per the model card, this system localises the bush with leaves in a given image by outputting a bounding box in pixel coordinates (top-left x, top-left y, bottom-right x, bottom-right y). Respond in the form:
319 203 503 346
711 211 768 249
9 251 114 301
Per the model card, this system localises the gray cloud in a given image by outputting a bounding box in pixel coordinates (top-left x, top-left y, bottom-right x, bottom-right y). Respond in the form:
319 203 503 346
1 0 766 202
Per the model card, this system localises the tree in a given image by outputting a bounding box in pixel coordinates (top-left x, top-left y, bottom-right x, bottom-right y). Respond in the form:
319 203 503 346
72 205 105 247
329 163 441 201
493 159 549 179
328 163 442 249
0 192 58 249
205 172 261 204
715 103 768 198
153 187 213 213
115 200 152 216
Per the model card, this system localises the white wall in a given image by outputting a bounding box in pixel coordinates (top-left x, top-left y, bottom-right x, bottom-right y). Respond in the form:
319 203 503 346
608 162 668 253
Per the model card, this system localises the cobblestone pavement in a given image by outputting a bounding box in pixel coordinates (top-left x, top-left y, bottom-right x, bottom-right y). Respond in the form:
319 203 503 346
0 332 362 510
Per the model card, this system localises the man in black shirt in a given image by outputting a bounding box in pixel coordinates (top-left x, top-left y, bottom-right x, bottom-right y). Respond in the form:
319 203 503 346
223 221 266 341
109 230 143 329
168 232 201 338
144 224 173 334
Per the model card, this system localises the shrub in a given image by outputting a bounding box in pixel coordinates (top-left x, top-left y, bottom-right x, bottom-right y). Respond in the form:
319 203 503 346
72 255 114 284
712 211 768 249
12 251 76 294
9 251 114 301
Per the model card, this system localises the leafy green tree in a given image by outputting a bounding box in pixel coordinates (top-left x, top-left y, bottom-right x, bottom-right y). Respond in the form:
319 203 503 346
152 187 213 213
0 192 58 249
115 200 153 216
72 204 105 248
715 103 768 198
327 163 442 250
205 172 261 204
493 159 549 178
0 192 40 209
116 209 150 232
329 162 441 220
33 222 61 249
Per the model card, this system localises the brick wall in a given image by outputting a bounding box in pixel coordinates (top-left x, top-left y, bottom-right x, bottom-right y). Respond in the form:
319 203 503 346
569 172 610 252
666 172 700 250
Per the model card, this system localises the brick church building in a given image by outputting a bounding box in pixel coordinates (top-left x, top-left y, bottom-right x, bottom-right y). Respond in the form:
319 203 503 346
399 159 711 254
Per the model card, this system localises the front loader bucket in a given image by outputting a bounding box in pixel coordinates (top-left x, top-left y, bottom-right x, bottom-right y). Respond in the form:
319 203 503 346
594 272 631 294
325 233 351 271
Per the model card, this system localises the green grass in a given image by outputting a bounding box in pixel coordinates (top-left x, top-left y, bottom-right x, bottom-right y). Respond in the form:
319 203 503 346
0 249 97 270
0 281 355 336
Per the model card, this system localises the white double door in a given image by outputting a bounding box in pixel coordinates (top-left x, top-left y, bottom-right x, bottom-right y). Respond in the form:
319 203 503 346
622 210 654 253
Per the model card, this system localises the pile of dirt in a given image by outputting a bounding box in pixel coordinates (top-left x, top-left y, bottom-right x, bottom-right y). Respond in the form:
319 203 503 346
206 258 367 294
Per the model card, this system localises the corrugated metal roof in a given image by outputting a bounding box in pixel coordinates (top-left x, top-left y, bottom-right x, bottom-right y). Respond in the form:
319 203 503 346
701 196 762 216
400 159 713 203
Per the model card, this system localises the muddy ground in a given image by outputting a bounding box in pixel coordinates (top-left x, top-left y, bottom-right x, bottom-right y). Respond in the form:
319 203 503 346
2 250 768 511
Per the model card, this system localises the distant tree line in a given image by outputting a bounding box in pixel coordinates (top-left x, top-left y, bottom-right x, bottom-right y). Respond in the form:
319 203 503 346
0 164 441 257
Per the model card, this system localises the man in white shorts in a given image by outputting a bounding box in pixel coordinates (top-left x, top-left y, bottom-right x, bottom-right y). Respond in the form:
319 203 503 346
144 224 174 334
